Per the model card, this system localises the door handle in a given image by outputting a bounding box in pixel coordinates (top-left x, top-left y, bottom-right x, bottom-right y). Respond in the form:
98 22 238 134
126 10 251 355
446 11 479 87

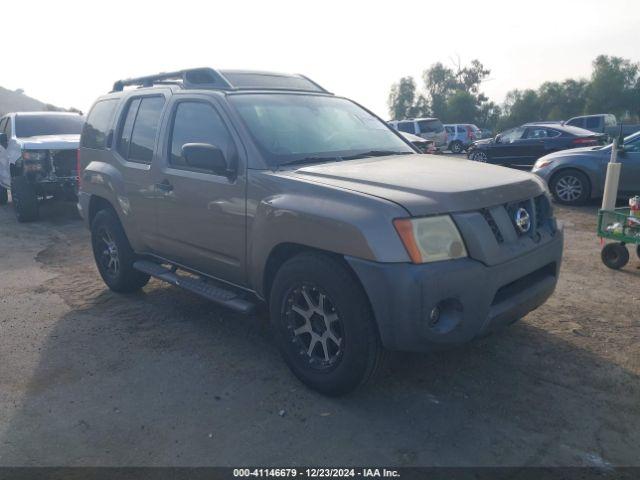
156 179 174 193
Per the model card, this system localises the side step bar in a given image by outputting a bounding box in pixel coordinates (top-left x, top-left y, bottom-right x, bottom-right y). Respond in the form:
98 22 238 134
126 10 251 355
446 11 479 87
133 260 256 315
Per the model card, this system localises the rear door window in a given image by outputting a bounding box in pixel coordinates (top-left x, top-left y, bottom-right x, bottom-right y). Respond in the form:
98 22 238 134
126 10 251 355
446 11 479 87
169 101 236 171
117 96 165 164
445 126 455 134
81 99 118 150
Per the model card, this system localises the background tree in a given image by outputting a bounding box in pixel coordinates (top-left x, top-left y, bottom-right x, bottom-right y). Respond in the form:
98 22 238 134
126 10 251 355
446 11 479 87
387 77 418 121
587 55 639 118
388 54 640 132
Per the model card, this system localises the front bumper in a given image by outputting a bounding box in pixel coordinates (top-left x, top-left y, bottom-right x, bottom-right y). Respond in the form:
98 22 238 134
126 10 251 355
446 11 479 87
346 229 563 352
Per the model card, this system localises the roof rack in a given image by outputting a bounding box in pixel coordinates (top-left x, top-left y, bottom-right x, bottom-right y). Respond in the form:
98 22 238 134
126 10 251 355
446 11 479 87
111 67 331 94
111 68 232 92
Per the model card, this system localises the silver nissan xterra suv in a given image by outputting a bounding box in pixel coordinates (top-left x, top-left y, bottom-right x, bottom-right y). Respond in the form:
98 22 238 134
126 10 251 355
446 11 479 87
78 68 563 395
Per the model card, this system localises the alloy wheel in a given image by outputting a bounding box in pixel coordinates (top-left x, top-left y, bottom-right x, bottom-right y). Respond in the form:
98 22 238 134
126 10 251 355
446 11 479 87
282 283 344 371
98 228 120 277
473 151 488 162
555 175 583 202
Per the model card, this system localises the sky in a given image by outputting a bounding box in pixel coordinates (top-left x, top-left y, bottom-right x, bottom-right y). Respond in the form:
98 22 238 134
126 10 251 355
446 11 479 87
3 0 639 119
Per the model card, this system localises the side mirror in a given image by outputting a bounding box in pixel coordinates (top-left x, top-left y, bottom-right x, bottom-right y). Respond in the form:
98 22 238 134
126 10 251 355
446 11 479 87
0 133 7 149
182 143 230 175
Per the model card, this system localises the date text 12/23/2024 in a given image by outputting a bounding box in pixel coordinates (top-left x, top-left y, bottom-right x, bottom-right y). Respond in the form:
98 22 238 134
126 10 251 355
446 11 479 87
233 468 400 478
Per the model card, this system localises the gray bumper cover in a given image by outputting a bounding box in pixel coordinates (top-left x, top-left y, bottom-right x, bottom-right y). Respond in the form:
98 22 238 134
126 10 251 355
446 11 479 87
346 228 563 352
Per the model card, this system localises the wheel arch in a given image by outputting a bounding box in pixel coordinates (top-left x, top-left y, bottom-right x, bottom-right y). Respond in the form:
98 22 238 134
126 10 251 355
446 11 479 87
87 194 118 227
262 242 362 303
261 242 384 345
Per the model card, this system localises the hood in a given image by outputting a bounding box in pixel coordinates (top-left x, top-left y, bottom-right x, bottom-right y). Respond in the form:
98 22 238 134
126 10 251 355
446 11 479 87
17 134 80 150
289 154 546 216
472 137 493 147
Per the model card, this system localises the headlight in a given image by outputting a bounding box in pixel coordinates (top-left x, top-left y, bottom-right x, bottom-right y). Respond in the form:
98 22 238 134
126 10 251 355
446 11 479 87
22 150 48 162
393 215 468 264
533 157 554 170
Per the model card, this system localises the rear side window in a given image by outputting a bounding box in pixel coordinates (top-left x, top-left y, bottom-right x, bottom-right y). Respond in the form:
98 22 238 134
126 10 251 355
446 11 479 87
397 121 414 134
117 98 142 159
586 117 600 129
81 99 118 149
169 101 236 170
117 96 165 164
417 119 444 133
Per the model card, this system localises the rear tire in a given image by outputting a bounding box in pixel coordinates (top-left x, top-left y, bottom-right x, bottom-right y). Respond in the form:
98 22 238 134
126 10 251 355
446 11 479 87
550 169 590 206
450 141 463 154
0 186 7 205
601 243 629 270
91 208 150 293
11 176 39 222
269 252 384 396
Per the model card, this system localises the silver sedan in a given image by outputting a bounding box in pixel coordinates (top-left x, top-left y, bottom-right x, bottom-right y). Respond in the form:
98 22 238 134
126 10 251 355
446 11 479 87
532 132 640 205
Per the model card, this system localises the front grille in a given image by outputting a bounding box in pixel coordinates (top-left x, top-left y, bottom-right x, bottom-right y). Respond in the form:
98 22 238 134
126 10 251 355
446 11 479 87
51 150 77 177
480 194 552 241
534 194 552 229
492 263 556 306
480 208 504 243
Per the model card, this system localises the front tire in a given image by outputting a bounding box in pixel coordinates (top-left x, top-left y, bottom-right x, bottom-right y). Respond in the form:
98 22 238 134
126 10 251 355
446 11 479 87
11 176 39 222
91 209 150 293
0 186 7 205
550 169 590 206
601 243 629 270
471 150 488 162
269 252 383 396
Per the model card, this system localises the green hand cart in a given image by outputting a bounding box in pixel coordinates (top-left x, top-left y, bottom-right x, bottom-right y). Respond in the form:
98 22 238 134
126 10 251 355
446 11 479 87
597 207 640 269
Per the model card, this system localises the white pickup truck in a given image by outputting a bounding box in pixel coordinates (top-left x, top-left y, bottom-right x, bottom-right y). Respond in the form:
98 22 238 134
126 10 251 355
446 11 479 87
0 112 84 221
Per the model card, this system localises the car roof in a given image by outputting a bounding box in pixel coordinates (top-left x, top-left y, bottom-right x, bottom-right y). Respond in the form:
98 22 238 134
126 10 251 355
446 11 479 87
568 114 607 119
523 123 598 136
111 67 330 95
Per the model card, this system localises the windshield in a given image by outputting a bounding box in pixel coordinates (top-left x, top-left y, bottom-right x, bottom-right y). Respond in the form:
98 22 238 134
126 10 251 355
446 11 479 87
598 130 640 150
228 94 414 166
15 114 84 138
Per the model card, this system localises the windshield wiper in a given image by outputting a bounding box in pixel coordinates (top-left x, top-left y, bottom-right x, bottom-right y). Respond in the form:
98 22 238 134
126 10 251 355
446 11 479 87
341 150 411 160
279 156 340 167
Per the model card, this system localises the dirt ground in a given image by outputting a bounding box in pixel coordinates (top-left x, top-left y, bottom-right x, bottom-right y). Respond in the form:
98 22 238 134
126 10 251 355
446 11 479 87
0 192 639 467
